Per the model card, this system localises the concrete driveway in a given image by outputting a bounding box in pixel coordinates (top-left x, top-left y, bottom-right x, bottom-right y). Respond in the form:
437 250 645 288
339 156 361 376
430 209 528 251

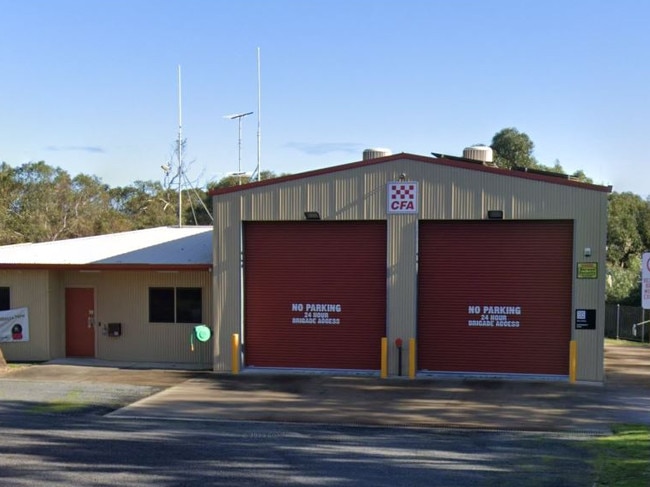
1 343 648 432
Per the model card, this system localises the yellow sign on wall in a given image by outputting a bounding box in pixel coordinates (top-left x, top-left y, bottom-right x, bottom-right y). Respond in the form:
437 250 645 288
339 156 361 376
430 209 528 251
577 262 598 279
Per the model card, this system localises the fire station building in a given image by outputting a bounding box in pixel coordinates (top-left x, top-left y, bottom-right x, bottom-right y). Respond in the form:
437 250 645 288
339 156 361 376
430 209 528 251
211 151 610 382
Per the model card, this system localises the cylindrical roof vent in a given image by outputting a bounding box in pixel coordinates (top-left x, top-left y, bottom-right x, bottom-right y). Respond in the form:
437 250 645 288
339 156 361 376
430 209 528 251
363 148 392 160
463 146 493 163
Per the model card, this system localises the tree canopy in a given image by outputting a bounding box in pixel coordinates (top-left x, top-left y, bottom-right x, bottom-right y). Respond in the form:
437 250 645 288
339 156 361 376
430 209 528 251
491 127 537 169
0 161 208 244
0 161 286 246
1 131 647 306
606 192 650 304
488 128 592 183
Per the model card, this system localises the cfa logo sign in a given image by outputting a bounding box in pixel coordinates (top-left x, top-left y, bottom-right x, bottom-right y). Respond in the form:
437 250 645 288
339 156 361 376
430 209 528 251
387 181 418 214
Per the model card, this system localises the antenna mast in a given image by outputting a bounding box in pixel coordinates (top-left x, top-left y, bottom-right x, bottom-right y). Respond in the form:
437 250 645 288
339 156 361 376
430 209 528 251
256 47 262 182
224 111 253 184
177 65 183 227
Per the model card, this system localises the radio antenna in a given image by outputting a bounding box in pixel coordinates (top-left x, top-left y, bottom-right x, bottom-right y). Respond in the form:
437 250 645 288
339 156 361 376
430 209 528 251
177 64 183 226
256 47 262 182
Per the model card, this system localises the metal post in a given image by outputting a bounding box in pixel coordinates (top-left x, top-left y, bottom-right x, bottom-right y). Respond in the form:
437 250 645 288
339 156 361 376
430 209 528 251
224 112 253 184
177 65 183 227
380 337 388 379
408 338 416 379
569 340 577 383
616 303 620 340
231 333 240 374
642 308 645 344
397 347 402 376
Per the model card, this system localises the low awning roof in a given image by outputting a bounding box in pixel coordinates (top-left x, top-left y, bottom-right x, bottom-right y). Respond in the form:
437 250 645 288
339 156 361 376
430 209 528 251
0 226 213 270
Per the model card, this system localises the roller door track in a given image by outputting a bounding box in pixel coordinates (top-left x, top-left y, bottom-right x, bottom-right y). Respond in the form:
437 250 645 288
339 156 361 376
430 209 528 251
418 220 573 376
244 221 387 369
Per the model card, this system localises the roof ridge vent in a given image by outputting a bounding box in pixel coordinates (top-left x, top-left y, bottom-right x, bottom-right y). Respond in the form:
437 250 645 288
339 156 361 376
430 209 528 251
363 148 392 160
462 146 494 164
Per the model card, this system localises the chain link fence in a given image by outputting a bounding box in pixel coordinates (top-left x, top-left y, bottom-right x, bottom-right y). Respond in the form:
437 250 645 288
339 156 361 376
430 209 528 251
605 304 650 342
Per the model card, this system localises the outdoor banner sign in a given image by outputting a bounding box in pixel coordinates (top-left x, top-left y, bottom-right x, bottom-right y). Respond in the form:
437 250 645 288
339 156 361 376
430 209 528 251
0 307 29 342
643 252 650 310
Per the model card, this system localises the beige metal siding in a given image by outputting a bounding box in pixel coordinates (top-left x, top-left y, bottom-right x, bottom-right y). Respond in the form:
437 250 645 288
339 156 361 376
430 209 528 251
386 214 417 372
213 156 609 380
62 270 212 365
213 197 243 371
571 190 608 382
48 271 65 358
0 270 52 361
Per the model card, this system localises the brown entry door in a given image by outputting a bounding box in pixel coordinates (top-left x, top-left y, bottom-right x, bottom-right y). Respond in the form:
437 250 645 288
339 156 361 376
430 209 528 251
65 288 95 357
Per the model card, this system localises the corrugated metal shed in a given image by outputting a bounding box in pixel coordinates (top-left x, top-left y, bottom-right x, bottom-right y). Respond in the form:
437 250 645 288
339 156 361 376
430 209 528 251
0 226 212 268
211 152 612 382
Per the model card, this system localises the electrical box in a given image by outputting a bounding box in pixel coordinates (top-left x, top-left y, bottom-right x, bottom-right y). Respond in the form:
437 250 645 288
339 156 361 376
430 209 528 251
107 323 122 337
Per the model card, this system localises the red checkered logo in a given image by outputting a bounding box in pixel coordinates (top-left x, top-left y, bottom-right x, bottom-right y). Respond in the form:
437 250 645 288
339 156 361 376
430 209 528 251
387 182 418 213
391 184 416 201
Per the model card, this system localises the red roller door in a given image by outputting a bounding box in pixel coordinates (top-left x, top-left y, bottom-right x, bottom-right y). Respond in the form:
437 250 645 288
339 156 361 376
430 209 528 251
418 220 573 375
244 221 386 369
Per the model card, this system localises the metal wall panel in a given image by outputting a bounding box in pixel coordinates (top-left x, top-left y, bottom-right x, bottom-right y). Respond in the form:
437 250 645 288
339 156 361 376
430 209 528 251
0 270 52 361
571 191 608 381
48 271 65 357
386 213 418 375
213 196 243 370
62 270 212 365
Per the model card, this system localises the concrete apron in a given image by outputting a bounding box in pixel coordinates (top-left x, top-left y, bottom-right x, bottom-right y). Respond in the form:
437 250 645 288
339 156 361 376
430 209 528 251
108 373 631 434
4 344 648 433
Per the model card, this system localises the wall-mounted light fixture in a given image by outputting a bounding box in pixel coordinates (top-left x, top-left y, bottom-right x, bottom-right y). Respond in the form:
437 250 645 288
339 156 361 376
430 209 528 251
304 211 321 220
584 247 592 257
398 173 407 181
487 210 503 220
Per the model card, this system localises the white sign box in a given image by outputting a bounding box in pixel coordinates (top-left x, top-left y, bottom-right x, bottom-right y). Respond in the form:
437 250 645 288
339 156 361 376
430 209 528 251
387 182 418 214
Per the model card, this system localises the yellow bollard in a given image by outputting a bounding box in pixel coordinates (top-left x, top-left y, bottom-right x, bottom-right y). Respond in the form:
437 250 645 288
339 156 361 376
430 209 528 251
569 340 577 383
380 337 388 378
408 338 416 379
231 333 240 374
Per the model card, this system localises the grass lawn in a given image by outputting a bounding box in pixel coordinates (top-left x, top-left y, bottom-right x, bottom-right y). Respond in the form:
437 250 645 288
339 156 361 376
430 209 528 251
589 424 650 486
605 338 650 347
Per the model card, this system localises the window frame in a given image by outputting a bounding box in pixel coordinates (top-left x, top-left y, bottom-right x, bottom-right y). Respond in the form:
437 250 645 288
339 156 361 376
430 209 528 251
148 286 202 324
0 287 9 311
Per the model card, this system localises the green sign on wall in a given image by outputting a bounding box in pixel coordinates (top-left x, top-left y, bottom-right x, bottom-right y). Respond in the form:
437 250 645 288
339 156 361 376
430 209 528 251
577 262 598 279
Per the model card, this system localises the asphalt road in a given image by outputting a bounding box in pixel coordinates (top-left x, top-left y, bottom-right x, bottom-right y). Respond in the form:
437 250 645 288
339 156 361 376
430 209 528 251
0 413 596 487
0 343 647 486
0 374 599 486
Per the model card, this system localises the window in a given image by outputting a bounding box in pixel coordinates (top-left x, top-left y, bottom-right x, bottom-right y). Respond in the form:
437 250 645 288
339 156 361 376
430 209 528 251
176 288 202 323
149 287 202 324
0 287 9 311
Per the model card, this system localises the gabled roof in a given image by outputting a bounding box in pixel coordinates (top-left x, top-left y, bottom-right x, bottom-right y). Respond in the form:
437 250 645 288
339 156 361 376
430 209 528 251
0 226 213 270
210 152 612 196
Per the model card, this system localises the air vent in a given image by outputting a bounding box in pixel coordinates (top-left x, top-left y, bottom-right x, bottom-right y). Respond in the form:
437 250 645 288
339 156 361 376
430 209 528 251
363 148 392 160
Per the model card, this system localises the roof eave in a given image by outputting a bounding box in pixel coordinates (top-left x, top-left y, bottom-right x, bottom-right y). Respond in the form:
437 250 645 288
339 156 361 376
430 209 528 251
0 263 212 271
209 152 612 196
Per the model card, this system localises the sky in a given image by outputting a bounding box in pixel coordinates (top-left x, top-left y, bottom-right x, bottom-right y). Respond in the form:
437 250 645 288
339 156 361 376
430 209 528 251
1 0 649 197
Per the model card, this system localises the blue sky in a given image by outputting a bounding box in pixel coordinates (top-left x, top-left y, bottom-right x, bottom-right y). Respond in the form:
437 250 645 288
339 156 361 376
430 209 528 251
1 0 649 197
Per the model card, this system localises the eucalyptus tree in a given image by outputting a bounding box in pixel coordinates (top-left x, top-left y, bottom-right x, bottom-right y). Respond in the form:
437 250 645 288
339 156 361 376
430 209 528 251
490 128 537 169
606 192 650 304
